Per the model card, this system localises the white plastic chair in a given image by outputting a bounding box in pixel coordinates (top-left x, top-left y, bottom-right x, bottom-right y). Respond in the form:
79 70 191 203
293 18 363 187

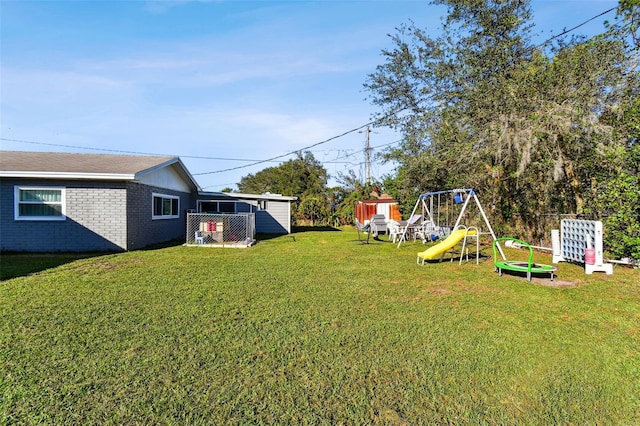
387 220 404 243
194 230 205 244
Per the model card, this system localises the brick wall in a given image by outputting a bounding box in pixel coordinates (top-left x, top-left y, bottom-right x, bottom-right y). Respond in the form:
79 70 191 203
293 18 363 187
66 183 128 250
126 182 196 250
1 179 127 252
0 179 196 252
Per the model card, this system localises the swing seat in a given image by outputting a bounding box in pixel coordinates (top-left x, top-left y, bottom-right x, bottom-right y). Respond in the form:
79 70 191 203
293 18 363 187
493 238 557 282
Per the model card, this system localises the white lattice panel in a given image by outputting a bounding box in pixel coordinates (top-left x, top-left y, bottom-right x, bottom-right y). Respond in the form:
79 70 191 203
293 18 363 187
559 219 612 274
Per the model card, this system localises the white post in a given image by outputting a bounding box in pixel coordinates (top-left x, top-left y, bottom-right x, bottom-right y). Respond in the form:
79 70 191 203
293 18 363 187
422 196 435 226
397 196 421 248
472 191 506 260
552 229 563 263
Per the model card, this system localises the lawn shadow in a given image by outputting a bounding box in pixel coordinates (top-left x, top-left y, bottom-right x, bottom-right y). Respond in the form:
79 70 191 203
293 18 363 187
419 252 493 264
0 252 108 281
292 226 342 233
346 233 398 245
253 227 341 244
138 239 185 251
1 239 187 281
254 233 292 242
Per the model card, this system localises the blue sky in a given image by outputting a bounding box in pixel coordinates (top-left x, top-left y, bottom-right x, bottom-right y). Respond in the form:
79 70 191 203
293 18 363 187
1 0 619 191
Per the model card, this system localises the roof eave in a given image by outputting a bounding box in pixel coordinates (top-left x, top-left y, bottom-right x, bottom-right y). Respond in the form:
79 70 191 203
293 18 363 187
198 191 297 201
0 171 136 180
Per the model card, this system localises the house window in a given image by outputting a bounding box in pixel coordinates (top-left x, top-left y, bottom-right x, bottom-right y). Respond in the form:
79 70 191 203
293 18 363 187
258 200 268 210
218 202 235 213
14 186 66 221
152 193 179 219
198 201 237 214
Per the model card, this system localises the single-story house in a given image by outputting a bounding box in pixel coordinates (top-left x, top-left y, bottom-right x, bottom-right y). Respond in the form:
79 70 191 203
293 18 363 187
1 151 199 252
0 151 296 252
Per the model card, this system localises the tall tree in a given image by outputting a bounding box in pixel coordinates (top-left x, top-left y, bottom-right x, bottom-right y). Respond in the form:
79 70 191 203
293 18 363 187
365 0 535 214
237 151 328 198
586 0 640 258
366 0 638 243
237 151 330 226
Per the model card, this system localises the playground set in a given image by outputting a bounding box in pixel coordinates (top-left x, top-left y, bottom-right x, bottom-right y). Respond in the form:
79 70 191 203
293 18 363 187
397 188 505 264
382 188 613 282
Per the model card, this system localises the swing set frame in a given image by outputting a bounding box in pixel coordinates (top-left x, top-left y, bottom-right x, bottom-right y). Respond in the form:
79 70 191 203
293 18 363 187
398 188 506 260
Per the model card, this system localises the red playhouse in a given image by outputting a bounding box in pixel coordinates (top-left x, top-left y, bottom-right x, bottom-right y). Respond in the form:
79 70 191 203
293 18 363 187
355 198 401 224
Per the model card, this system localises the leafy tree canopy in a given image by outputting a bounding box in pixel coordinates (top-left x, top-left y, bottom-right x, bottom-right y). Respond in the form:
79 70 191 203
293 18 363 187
237 151 328 198
365 0 639 256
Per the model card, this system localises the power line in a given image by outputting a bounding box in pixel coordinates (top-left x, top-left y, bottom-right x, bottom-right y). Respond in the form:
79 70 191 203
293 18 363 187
1 6 620 179
535 6 617 49
0 133 402 170
192 118 389 176
0 137 278 163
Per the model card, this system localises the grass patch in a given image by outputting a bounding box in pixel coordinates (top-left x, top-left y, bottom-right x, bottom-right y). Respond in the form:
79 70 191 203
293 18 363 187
1 229 639 424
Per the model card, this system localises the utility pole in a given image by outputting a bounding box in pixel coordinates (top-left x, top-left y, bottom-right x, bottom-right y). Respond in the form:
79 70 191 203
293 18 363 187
363 126 372 185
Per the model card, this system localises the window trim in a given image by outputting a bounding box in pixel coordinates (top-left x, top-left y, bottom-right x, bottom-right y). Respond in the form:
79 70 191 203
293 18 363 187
152 193 180 220
14 186 66 221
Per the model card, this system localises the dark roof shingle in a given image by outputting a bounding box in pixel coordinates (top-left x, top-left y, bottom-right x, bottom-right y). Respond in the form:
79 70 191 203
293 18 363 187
0 151 176 175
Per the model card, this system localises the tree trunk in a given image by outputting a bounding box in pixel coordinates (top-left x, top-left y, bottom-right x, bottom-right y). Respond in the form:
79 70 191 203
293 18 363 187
563 160 584 214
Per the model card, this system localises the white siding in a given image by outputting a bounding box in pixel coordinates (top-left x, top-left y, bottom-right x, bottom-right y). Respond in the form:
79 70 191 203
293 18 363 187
138 166 191 193
256 200 291 234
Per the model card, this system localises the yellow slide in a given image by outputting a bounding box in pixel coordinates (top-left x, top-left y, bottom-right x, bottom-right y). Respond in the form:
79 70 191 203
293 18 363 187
417 228 477 263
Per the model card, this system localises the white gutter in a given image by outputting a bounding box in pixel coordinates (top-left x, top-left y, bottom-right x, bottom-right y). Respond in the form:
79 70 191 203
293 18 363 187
0 171 136 180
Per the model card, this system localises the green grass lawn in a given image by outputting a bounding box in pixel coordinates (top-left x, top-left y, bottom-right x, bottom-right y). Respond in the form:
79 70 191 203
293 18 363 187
1 228 639 424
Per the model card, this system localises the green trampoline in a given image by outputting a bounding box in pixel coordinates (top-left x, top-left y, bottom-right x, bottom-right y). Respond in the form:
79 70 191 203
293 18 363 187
493 237 557 282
